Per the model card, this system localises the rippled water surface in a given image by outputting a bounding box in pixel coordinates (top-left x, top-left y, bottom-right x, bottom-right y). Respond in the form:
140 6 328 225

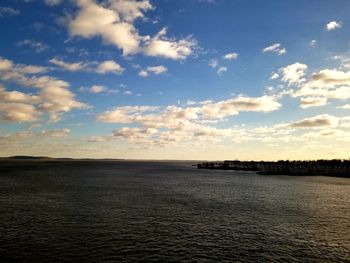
0 161 349 262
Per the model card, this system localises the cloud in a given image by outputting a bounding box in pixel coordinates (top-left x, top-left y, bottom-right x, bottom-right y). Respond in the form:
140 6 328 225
39 128 70 137
139 65 168 77
68 0 197 59
17 39 48 53
96 60 124 74
208 59 218 68
262 43 286 55
326 21 342 31
89 85 106 94
138 69 148 77
199 95 281 119
0 56 88 123
293 69 350 102
0 57 48 74
337 104 350 109
69 0 141 55
97 95 281 127
0 7 20 17
282 114 338 129
44 0 62 6
49 57 87 72
217 66 227 75
279 62 308 85
107 0 153 23
80 85 118 94
49 58 124 74
270 72 279 80
0 129 70 143
143 27 197 60
222 52 238 60
300 97 327 109
0 102 41 122
309 40 316 46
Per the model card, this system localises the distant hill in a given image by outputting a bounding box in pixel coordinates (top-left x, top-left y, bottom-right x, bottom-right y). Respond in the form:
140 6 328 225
4 156 52 160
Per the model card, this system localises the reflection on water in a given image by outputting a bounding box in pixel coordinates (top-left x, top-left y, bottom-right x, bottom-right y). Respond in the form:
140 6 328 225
0 161 349 262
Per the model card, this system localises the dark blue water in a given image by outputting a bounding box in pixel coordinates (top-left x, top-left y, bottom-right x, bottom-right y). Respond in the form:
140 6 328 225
0 161 349 262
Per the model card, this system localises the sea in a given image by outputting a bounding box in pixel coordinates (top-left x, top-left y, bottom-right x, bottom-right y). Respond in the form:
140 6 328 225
0 160 349 262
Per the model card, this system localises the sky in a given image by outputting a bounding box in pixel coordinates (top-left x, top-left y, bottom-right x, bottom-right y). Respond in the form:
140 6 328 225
1 0 350 160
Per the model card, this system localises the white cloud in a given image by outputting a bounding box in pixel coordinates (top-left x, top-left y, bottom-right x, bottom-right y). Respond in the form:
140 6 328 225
69 0 141 55
107 0 153 23
95 95 279 146
326 21 342 31
138 69 148 77
217 66 227 75
337 104 350 109
262 43 286 55
17 39 48 53
68 0 197 59
279 62 308 85
143 27 197 60
138 65 167 77
309 40 316 46
90 85 106 94
270 72 279 80
0 56 88 123
49 57 87 72
97 95 281 127
222 52 238 60
96 60 124 74
208 59 218 68
146 65 167 74
0 7 20 17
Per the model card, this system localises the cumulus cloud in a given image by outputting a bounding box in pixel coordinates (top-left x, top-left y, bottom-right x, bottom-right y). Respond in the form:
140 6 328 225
262 43 286 55
139 65 167 77
143 27 197 60
68 0 197 59
17 39 48 53
223 52 238 60
294 69 350 101
0 56 88 123
326 21 342 31
96 60 124 74
279 62 308 85
69 0 141 55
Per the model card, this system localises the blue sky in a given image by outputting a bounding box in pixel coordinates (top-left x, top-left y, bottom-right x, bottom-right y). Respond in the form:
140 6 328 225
1 0 350 160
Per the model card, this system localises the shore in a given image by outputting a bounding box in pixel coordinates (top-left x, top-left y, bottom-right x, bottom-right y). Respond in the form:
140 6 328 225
197 160 350 177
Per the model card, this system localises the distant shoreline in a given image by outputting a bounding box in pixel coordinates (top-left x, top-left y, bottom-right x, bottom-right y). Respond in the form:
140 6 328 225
198 160 350 177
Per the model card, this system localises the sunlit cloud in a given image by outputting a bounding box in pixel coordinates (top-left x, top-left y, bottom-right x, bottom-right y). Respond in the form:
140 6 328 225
326 21 342 31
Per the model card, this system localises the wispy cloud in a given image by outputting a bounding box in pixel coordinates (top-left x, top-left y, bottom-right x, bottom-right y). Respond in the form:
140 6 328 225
262 43 286 55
